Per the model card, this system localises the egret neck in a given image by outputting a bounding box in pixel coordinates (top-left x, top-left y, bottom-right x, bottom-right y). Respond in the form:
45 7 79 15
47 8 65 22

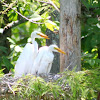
32 38 38 55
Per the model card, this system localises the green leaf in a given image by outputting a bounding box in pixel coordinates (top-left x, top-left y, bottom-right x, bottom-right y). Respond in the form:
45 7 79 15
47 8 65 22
0 69 4 77
81 0 90 10
7 37 15 44
45 20 59 31
2 56 14 70
87 18 98 24
0 46 7 54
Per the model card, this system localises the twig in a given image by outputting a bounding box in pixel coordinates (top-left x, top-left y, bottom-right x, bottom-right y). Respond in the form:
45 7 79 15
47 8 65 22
35 0 51 4
5 82 15 95
12 8 41 24
0 19 27 34
3 73 12 77
7 83 15 95
35 0 60 13
17 83 35 91
48 0 60 13
65 61 75 71
0 1 16 15
2 2 42 24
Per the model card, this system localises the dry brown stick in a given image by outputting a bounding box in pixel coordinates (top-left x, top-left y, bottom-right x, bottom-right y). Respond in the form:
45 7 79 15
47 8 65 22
6 82 15 95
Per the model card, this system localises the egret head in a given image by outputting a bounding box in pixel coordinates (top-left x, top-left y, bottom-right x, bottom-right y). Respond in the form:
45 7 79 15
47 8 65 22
31 31 49 39
49 44 66 54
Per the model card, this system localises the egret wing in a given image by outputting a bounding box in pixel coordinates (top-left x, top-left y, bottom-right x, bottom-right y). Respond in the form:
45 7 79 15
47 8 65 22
47 62 53 74
37 55 53 74
15 43 35 77
37 47 54 74
30 46 45 74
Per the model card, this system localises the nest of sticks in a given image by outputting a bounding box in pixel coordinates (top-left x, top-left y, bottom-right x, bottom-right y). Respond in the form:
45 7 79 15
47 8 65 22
0 73 70 99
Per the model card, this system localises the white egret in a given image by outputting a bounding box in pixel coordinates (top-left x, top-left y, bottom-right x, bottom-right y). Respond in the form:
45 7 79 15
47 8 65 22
14 31 49 77
30 44 66 75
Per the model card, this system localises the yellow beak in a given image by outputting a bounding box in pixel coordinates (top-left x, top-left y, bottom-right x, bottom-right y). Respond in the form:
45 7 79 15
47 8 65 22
55 47 66 54
37 33 49 39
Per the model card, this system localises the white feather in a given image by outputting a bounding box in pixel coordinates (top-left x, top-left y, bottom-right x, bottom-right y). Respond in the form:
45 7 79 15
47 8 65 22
14 42 38 77
31 44 65 75
31 45 61 75
14 31 48 77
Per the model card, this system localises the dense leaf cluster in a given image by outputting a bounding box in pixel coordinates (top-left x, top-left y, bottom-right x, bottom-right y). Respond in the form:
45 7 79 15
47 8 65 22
81 0 100 69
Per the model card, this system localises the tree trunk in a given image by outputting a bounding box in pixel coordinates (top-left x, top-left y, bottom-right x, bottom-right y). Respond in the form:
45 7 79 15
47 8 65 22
59 0 81 72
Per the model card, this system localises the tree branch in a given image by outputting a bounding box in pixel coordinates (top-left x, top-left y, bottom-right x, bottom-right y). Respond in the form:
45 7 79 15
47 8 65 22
2 2 42 24
0 1 16 15
1 19 27 34
0 1 43 34
6 82 15 95
48 0 60 13
35 0 60 13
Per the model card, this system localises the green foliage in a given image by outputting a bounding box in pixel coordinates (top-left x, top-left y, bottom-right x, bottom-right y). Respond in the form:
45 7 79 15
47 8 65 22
81 0 100 69
13 75 66 100
0 46 14 71
57 67 100 100
0 69 4 77
11 67 100 100
81 48 100 69
2 56 14 70
0 46 8 54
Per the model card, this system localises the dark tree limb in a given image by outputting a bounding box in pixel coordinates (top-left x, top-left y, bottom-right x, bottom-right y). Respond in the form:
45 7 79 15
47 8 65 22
1 19 27 34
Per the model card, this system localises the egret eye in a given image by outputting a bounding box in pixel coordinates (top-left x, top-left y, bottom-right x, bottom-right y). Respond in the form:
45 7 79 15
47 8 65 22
37 33 40 35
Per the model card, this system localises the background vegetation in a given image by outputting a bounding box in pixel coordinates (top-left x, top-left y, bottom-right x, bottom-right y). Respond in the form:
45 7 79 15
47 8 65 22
0 0 100 100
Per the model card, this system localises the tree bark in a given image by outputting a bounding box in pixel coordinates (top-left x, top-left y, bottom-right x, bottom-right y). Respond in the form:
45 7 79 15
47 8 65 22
59 0 81 72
